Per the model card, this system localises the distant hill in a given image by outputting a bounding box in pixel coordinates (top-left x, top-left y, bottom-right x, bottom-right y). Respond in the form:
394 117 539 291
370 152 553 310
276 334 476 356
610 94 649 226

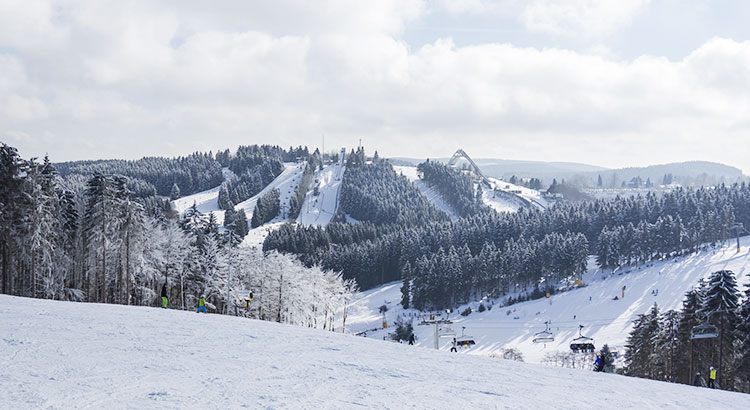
390 157 745 188
590 161 744 188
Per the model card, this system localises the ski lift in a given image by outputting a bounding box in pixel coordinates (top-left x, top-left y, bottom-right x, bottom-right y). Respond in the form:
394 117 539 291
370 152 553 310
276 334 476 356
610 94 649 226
438 325 456 339
691 322 719 340
691 311 720 340
533 321 555 344
570 325 596 353
456 326 476 347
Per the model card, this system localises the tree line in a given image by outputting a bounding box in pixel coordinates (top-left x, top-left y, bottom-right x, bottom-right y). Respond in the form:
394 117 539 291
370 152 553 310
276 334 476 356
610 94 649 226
265 148 750 311
1 143 353 330
624 269 750 392
417 159 487 217
55 152 224 198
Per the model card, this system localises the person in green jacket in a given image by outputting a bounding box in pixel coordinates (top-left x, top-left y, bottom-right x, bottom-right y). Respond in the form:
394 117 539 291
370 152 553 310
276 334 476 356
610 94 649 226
161 283 168 308
197 294 207 313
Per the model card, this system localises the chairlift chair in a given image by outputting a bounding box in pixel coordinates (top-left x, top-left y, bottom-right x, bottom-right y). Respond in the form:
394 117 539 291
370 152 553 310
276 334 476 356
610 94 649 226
533 321 555 344
691 322 719 339
570 325 596 353
457 326 476 347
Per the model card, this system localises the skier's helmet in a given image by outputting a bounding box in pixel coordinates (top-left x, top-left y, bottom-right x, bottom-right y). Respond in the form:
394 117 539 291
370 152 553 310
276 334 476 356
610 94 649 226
710 366 714 370
201 294 205 298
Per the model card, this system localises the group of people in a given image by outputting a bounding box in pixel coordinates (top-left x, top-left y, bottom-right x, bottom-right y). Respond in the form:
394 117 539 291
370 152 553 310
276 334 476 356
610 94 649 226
161 283 207 312
694 366 718 388
159 282 253 314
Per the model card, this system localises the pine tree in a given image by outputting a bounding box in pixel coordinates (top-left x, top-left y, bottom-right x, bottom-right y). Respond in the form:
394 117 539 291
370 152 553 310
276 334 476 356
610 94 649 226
701 269 741 388
625 303 660 379
400 261 411 309
736 284 750 391
675 289 702 384
599 344 614 373
170 183 181 200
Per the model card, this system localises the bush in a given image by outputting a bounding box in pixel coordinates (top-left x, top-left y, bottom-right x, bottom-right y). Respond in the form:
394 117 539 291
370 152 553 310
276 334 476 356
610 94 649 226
461 307 472 316
379 304 388 313
391 317 414 342
478 303 486 312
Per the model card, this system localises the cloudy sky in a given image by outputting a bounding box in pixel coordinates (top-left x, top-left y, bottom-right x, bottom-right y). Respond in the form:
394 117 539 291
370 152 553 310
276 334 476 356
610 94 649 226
2 0 749 172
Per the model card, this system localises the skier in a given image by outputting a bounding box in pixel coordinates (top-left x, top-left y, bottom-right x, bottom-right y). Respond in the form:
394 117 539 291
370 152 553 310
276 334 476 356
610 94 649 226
161 283 168 308
693 372 704 387
408 334 415 345
450 337 458 352
708 366 716 388
197 294 207 313
593 354 604 372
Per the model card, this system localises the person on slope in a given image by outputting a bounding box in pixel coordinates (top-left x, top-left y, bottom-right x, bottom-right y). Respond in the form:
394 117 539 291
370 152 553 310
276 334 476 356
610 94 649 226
708 366 717 388
197 294 207 313
450 337 458 352
408 333 415 345
693 372 705 387
161 283 168 308
593 354 604 372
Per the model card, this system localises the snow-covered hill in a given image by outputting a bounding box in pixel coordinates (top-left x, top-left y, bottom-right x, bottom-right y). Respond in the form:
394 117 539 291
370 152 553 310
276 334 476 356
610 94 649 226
172 159 349 248
296 161 345 226
171 163 306 247
3 295 748 409
345 237 750 364
393 165 548 215
394 165 460 220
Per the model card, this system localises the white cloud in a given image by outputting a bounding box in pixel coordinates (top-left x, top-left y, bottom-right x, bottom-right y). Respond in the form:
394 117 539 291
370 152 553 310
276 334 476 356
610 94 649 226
432 0 651 39
521 0 651 38
1 1 749 173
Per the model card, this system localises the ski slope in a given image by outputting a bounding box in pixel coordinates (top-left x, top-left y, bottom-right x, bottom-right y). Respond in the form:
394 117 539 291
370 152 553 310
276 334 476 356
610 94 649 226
345 237 750 365
172 167 235 215
296 161 346 226
170 163 306 247
485 176 549 211
3 295 748 409
393 165 548 215
393 165 460 220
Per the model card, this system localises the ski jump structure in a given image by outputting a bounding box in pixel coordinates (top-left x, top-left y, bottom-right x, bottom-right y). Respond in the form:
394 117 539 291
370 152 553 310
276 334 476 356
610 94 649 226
447 149 543 210
447 149 492 187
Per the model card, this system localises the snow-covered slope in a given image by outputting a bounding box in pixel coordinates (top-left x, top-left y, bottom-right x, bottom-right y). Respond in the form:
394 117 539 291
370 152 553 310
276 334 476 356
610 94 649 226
172 167 235 215
393 165 460 220
393 165 548 215
485 176 549 211
170 163 305 247
3 295 748 409
296 161 345 226
345 237 750 364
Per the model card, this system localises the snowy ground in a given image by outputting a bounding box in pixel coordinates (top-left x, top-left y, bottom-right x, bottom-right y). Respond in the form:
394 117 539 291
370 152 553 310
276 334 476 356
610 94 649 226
344 237 750 364
3 295 748 409
485 176 549 211
296 161 346 226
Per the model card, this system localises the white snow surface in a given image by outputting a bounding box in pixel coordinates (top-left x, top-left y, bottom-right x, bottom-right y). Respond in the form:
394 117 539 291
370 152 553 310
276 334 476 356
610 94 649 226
296 162 345 226
3 295 748 409
345 237 750 364
485 176 549 211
